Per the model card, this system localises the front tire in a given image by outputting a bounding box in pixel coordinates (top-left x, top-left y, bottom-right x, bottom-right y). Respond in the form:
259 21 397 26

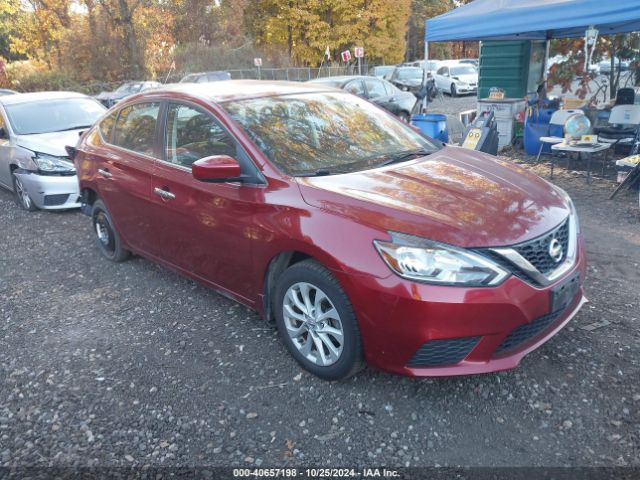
91 199 130 262
12 173 37 211
274 260 364 380
450 83 458 97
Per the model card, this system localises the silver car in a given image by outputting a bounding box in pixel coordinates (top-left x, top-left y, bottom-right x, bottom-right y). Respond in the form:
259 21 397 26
0 92 106 211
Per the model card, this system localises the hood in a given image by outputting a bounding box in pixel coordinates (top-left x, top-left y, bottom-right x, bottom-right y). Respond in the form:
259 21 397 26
15 129 85 157
296 146 570 248
453 74 478 84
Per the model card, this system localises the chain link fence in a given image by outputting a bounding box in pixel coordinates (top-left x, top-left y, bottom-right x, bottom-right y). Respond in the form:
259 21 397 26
82 64 388 96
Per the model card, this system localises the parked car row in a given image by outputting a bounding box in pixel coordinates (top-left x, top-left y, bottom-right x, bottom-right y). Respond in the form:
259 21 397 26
373 59 479 97
0 79 586 382
307 75 417 121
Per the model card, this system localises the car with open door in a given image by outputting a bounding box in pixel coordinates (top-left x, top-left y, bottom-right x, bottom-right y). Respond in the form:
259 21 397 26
73 81 586 380
0 91 105 211
307 76 416 122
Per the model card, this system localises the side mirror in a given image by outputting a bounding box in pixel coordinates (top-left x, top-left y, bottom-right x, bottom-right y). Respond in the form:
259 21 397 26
0 127 8 139
192 155 242 183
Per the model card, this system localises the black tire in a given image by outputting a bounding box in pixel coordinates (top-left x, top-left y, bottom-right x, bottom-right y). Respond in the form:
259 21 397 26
274 259 364 381
12 172 37 212
91 199 130 262
450 83 457 97
398 111 411 123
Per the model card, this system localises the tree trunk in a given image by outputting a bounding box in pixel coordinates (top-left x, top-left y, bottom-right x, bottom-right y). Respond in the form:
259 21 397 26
118 0 142 79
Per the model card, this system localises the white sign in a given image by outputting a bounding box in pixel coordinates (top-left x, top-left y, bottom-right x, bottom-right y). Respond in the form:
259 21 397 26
341 50 351 62
354 47 364 58
253 57 262 67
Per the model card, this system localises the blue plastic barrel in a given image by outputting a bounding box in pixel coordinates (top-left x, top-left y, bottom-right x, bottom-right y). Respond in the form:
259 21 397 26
411 114 449 142
523 108 558 155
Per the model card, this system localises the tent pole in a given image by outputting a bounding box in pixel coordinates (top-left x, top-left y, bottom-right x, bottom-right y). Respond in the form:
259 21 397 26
423 40 429 111
543 39 550 82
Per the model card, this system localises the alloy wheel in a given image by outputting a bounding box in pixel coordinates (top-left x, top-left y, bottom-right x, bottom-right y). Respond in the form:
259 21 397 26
282 282 344 367
14 176 32 209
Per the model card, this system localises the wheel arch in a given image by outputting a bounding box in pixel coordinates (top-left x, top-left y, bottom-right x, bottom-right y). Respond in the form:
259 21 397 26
261 247 343 324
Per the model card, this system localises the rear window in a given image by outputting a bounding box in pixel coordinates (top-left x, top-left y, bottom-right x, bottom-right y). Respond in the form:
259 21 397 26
113 102 160 156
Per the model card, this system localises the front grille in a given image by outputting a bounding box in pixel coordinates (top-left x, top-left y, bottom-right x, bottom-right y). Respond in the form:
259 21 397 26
513 219 570 275
494 308 566 355
43 194 69 206
407 337 480 368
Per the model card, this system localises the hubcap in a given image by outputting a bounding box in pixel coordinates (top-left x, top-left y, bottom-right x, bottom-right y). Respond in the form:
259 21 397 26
14 177 31 208
94 213 115 253
283 282 344 367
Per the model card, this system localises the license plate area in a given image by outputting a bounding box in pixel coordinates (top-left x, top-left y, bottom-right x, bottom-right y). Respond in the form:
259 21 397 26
550 272 581 313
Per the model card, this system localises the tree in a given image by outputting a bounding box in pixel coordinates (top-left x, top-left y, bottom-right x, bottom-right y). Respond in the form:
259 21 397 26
247 0 411 66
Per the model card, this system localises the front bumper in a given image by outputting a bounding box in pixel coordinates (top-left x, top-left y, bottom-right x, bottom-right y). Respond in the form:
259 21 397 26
13 171 81 210
337 236 587 376
456 84 477 94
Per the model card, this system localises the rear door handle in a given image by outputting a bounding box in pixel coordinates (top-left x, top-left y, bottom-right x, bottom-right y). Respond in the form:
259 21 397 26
154 187 176 201
98 168 112 179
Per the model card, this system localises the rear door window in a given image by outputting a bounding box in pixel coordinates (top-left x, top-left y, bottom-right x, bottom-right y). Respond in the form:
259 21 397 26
113 102 161 156
98 111 117 143
365 79 387 99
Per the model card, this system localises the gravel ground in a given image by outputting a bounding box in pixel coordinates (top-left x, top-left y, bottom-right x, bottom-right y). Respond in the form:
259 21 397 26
1 97 639 469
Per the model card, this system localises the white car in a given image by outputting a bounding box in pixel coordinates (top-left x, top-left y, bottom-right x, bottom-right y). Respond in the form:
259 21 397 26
0 92 106 211
434 63 478 96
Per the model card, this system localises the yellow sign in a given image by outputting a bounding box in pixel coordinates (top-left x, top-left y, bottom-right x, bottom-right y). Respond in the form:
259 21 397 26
581 134 596 143
462 128 482 149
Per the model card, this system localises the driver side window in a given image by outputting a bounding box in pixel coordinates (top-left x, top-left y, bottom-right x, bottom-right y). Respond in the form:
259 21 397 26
164 103 236 169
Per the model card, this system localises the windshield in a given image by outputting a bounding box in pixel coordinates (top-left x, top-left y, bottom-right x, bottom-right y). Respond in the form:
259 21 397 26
5 98 106 135
450 65 477 76
223 92 438 176
397 68 423 80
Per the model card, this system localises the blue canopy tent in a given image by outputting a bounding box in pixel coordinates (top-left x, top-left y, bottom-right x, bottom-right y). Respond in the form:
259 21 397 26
420 0 640 109
425 0 640 42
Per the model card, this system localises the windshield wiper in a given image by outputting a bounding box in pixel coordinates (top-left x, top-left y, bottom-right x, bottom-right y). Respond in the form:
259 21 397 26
57 125 93 132
379 148 434 167
294 168 350 177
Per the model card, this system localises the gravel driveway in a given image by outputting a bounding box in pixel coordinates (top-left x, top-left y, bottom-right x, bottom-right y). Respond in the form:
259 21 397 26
1 112 639 470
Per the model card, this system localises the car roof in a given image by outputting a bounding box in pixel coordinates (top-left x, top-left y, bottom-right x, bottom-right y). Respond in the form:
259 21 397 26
0 91 89 105
144 80 339 103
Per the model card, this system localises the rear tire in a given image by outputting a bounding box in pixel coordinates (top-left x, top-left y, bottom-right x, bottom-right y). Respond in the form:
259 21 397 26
274 259 364 381
91 199 130 262
12 173 37 212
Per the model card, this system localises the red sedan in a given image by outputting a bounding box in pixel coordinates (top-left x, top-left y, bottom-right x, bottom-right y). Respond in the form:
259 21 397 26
73 81 586 380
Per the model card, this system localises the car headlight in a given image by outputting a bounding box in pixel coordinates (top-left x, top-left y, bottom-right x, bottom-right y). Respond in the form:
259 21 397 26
374 232 509 286
33 153 75 173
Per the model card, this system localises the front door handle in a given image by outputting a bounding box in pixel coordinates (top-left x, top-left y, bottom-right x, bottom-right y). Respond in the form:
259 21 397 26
98 168 112 179
154 187 176 201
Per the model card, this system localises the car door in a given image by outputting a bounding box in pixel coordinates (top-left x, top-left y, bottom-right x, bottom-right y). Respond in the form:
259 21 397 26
364 78 400 116
435 66 449 90
94 102 160 252
147 101 262 303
